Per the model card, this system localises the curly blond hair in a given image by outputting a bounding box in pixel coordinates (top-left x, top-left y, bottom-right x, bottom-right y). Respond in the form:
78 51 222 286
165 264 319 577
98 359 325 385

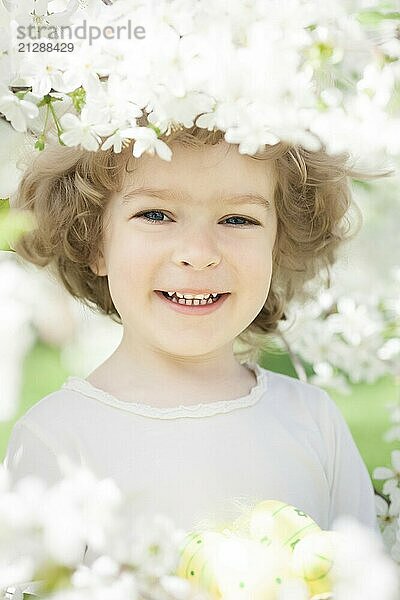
10 125 391 362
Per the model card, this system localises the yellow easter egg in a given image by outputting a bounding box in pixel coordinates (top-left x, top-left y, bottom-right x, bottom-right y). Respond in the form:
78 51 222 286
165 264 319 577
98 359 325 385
290 530 338 597
210 532 291 599
250 500 321 551
175 530 222 598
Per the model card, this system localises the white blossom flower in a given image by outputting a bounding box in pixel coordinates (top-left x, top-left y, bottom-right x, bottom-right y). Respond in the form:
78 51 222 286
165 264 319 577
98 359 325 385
143 23 194 98
129 127 172 161
101 128 136 153
0 457 202 599
383 401 400 444
384 426 400 444
375 493 400 524
6 0 81 27
378 338 400 362
225 121 280 155
86 75 143 126
331 516 400 600
59 106 114 152
335 337 388 384
17 53 75 97
0 0 399 165
147 89 214 131
0 119 26 199
281 314 349 376
0 2 12 31
309 362 350 394
47 556 139 600
106 512 185 579
40 44 116 96
8 0 49 26
65 0 104 23
373 451 400 494
375 493 400 562
327 297 383 346
0 86 39 132
358 63 395 108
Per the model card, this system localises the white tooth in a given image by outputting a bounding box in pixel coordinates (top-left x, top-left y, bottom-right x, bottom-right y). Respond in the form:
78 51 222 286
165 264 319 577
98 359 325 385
212 293 218 298
194 294 206 299
200 299 207 305
183 294 194 299
193 299 200 305
172 297 178 302
167 291 174 296
178 298 186 304
176 292 184 298
207 298 213 304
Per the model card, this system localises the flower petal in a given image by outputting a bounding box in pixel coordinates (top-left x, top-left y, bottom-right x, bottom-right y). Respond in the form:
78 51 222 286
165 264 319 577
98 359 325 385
373 467 395 480
391 450 400 473
155 139 172 161
59 113 80 130
375 495 388 517
132 139 148 158
382 478 398 495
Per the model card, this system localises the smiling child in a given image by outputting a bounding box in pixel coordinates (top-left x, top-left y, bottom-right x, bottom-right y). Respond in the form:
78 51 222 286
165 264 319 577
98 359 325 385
4 126 380 545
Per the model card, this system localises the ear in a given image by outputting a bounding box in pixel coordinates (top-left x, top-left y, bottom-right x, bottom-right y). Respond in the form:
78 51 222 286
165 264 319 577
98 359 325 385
89 249 107 277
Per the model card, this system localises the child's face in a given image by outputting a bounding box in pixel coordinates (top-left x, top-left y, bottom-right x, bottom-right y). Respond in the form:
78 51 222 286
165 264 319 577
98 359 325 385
93 141 277 359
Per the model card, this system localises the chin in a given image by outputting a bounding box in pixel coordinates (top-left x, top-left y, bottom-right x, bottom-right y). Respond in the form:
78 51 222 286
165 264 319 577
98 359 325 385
158 339 226 358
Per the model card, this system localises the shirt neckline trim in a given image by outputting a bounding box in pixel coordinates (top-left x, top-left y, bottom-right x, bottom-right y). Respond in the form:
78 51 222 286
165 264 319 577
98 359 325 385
61 361 268 419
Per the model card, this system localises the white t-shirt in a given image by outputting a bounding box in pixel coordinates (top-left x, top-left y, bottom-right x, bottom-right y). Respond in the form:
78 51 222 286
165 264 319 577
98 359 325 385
3 362 380 542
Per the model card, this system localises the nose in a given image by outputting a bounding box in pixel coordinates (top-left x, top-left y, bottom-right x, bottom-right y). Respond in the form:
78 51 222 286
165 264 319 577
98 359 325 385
171 226 222 270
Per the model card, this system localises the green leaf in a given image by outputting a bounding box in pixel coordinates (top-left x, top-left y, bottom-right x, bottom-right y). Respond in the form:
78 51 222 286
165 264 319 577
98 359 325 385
0 198 10 211
15 90 29 100
148 123 162 137
34 134 46 151
34 563 74 595
67 87 86 113
37 94 64 108
37 95 52 108
356 10 400 25
0 209 35 251
352 178 373 190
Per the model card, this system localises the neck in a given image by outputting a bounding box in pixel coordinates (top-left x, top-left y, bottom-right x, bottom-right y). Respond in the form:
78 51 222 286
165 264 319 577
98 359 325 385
86 333 257 407
111 333 245 385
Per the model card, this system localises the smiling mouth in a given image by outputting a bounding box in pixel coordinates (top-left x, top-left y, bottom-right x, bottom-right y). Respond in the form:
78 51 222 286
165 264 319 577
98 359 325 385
156 291 229 305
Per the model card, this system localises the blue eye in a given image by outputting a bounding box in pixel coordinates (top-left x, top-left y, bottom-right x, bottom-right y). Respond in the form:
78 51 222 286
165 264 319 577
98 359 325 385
224 216 255 226
133 211 258 226
136 210 168 223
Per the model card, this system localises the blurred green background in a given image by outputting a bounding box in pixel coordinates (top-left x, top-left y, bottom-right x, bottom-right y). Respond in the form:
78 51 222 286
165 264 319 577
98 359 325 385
0 341 398 497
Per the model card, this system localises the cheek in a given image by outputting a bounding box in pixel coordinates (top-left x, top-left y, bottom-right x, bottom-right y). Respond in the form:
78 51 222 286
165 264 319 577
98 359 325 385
239 243 274 302
236 238 273 273
109 234 156 274
105 245 149 305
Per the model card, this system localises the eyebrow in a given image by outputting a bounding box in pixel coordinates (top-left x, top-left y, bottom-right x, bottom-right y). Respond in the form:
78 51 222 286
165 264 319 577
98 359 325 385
121 187 271 209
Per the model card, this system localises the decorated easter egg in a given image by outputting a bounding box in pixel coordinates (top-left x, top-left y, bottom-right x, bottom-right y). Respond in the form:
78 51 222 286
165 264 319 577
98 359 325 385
176 530 222 598
290 530 339 597
210 532 291 599
176 528 295 599
249 500 320 551
176 501 324 599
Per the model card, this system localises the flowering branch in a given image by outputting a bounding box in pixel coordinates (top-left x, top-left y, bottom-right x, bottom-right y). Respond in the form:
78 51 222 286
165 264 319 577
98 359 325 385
0 0 399 165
